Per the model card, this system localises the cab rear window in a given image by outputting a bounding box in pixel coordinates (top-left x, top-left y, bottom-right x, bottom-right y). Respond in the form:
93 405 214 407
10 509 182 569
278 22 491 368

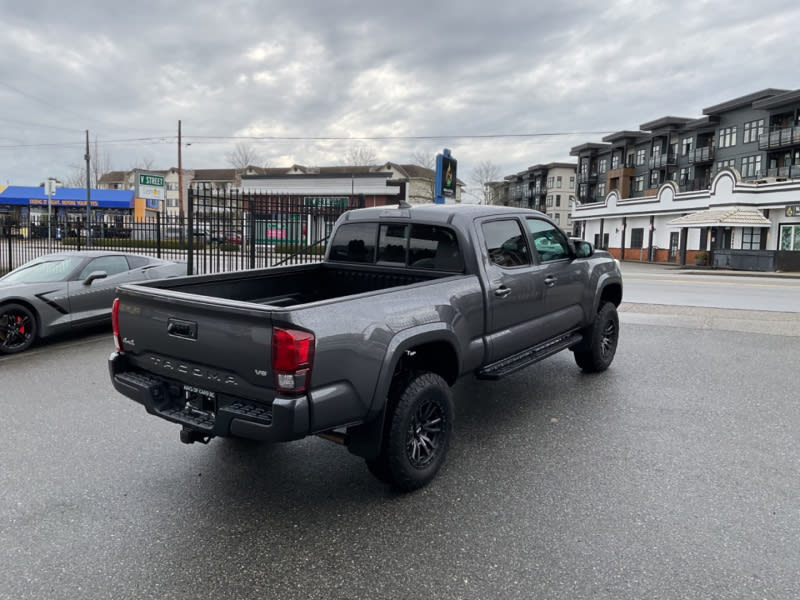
329 222 463 272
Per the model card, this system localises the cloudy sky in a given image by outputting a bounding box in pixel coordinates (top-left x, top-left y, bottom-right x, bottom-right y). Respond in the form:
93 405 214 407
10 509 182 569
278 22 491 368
1 0 799 199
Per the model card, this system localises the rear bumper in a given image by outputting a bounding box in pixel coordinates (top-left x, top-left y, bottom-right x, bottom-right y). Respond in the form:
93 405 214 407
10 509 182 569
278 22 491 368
108 351 309 442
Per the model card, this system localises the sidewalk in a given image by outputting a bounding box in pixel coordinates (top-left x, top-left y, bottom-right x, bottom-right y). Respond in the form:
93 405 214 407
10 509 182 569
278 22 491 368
618 259 800 279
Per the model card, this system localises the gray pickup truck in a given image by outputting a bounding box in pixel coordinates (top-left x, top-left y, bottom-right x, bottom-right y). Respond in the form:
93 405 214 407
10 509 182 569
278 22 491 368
109 203 622 491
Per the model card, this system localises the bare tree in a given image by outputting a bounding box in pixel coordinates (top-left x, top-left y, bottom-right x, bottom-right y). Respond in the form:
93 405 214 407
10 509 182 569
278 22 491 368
226 142 263 169
470 159 502 204
62 136 114 187
342 144 379 166
409 149 436 170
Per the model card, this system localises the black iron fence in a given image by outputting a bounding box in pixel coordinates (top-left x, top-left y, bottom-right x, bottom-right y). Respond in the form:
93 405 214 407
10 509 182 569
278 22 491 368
1 189 362 276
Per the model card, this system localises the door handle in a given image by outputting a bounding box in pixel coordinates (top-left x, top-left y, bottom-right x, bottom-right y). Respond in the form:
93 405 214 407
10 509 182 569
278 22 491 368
494 286 512 298
544 276 557 287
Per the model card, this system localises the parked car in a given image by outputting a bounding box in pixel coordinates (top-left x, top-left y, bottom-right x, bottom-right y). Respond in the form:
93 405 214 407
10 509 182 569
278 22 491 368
0 251 187 354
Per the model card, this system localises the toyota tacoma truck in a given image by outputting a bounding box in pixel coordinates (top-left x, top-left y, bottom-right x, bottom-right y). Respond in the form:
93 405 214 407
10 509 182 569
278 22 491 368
108 203 622 491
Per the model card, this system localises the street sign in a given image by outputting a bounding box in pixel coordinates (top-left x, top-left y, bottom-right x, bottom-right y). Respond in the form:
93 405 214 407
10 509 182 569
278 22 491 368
137 173 165 202
304 196 348 208
139 174 164 187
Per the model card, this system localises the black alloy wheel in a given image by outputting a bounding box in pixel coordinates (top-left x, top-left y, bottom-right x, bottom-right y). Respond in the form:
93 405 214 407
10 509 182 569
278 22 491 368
0 304 37 355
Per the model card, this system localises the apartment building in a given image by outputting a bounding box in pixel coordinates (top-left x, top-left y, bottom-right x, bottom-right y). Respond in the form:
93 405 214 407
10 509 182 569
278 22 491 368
500 162 578 233
569 88 800 271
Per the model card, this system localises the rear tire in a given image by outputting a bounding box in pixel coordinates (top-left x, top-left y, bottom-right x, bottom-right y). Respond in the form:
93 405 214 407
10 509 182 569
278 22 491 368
367 372 454 492
573 302 619 373
0 303 37 355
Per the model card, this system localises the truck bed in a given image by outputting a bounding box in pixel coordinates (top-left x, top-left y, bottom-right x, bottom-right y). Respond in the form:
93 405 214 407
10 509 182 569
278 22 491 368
140 262 444 308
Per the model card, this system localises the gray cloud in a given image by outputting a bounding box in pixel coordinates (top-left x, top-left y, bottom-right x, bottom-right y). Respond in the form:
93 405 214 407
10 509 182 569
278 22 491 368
1 0 799 190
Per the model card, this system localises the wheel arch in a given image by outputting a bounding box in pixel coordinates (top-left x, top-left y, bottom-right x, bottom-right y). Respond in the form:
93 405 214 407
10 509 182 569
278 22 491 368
0 298 41 332
346 324 460 460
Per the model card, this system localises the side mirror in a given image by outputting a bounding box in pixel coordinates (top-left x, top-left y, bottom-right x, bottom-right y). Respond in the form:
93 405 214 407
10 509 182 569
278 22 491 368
572 240 594 259
83 270 108 285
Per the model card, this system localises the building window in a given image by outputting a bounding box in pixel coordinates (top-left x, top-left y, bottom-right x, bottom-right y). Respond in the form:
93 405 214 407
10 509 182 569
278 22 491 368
681 137 693 155
741 155 762 178
556 176 562 188
741 227 762 250
546 195 553 207
650 170 660 187
743 119 765 144
718 126 737 148
611 154 620 170
679 167 692 183
597 183 605 197
547 177 554 188
555 195 561 207
633 176 645 192
780 225 800 250
554 213 560 224
630 228 644 249
636 149 646 165
569 176 575 189
166 182 179 191
598 159 608 173
716 159 735 173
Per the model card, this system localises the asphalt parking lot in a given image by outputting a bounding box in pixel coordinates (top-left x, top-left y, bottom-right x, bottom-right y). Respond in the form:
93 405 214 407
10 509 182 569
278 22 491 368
1 306 798 600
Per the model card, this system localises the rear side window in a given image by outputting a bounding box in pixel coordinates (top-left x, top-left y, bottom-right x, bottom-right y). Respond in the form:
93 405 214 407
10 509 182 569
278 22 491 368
482 219 531 267
328 223 378 263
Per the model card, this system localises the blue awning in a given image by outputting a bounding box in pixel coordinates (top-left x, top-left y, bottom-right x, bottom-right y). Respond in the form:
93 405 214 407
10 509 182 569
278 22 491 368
0 185 134 209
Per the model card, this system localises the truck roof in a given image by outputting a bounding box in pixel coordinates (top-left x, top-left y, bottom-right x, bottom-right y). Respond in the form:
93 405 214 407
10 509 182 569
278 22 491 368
340 203 548 226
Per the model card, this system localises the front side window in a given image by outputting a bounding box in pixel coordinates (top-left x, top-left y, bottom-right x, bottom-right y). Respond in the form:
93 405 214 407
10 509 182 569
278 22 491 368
482 219 530 268
526 218 569 262
78 255 131 280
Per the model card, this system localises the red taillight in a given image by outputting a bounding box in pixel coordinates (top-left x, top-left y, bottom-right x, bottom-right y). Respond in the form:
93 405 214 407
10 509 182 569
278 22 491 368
111 298 122 352
271 327 315 394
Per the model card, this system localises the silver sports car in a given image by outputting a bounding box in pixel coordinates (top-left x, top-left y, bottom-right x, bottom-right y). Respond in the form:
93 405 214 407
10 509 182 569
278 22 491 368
0 251 187 354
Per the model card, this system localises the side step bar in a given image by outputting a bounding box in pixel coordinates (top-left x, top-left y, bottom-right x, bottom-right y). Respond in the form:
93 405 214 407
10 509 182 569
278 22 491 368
477 331 583 380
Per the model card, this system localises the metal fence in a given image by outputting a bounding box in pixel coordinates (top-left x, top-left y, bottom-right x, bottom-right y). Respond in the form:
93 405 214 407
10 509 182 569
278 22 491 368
1 189 362 275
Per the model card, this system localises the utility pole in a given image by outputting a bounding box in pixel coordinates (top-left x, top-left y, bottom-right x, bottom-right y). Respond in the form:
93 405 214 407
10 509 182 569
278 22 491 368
178 120 184 221
85 130 92 247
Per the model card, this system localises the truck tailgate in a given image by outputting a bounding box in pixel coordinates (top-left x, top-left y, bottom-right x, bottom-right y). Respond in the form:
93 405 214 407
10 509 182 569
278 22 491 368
114 284 276 402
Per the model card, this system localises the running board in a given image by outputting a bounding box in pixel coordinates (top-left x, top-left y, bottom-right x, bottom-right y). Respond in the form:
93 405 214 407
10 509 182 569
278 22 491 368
477 331 583 380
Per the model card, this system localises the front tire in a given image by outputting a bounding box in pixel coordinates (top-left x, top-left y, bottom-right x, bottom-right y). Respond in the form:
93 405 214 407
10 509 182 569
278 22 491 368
573 302 619 373
0 303 37 355
368 372 454 492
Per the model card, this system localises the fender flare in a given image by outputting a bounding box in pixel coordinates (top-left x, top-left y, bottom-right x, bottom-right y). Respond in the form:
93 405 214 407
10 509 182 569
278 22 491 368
346 323 461 460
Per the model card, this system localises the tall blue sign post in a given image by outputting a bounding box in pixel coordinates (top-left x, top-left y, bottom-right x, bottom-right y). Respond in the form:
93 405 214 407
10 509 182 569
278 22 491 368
434 148 457 204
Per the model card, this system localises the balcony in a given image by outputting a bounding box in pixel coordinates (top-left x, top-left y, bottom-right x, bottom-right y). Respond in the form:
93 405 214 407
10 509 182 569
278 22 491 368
758 126 800 150
648 153 678 169
577 172 598 184
678 178 711 192
688 147 714 164
766 165 800 179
